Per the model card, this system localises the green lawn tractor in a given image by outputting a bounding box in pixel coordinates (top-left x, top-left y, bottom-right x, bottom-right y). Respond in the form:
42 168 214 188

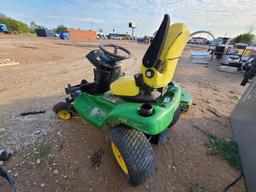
53 14 192 186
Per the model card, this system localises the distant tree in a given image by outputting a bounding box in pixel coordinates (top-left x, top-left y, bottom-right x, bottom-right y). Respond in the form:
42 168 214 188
30 21 45 33
54 25 68 33
233 33 255 44
0 13 31 33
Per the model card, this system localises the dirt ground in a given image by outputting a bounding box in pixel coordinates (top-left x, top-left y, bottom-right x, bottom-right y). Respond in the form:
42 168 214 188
0 36 247 192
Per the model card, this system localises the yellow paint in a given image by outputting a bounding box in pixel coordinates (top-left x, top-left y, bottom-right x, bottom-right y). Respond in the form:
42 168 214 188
57 110 71 120
111 142 128 174
244 49 254 57
142 23 190 88
236 48 245 55
110 76 139 96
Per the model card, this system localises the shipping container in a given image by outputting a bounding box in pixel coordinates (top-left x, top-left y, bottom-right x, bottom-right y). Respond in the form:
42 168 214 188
68 29 96 40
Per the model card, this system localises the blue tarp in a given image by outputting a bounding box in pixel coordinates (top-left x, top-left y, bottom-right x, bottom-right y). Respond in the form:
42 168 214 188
59 31 70 40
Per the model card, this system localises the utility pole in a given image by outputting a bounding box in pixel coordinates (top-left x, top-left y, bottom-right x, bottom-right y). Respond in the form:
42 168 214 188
129 22 136 38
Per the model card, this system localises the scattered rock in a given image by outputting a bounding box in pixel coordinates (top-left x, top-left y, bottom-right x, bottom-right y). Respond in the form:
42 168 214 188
36 159 41 165
57 131 62 137
63 175 68 179
40 183 45 187
33 182 37 186
0 128 6 133
25 152 31 157
53 169 59 175
89 188 93 192
14 173 19 177
35 130 41 135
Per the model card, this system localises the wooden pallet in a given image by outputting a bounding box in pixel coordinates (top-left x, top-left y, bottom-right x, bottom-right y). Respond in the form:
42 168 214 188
0 59 19 67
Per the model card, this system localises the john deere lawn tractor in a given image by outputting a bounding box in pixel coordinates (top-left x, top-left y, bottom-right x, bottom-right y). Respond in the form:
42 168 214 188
53 14 192 186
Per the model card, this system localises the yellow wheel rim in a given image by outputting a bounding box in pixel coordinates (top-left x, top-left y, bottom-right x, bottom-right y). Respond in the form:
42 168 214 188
111 142 128 174
57 110 71 120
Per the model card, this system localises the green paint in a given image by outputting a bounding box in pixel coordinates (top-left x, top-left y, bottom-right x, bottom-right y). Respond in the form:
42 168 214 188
73 83 192 135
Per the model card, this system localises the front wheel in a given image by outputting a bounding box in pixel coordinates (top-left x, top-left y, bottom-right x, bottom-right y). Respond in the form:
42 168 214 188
52 102 75 120
108 125 156 186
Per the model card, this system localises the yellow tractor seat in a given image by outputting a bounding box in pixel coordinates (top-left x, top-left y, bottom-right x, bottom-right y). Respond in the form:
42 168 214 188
110 14 190 101
110 76 139 96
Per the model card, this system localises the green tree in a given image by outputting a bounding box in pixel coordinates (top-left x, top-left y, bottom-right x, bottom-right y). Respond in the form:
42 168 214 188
0 13 31 33
30 21 44 32
54 25 68 33
233 33 255 44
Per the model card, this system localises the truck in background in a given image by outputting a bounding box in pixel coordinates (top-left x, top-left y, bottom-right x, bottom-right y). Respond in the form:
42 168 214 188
0 24 9 34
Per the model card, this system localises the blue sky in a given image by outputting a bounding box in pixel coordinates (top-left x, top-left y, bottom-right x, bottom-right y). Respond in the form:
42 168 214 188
0 0 255 38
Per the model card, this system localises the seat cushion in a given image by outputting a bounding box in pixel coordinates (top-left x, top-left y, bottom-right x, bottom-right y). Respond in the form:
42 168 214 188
110 76 140 96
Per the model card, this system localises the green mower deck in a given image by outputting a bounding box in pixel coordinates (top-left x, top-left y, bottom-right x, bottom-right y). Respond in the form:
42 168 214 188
73 83 192 135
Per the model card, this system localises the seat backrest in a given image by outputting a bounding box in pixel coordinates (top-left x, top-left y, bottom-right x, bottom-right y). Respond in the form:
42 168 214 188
142 14 170 68
141 22 190 88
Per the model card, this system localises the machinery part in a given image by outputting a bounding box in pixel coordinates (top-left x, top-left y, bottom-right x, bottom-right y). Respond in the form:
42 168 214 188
0 166 17 192
150 107 180 145
108 125 156 186
169 107 181 127
99 43 131 61
241 58 256 86
149 128 170 145
223 173 244 192
190 30 215 41
139 104 153 117
52 102 75 120
20 110 46 116
0 149 12 161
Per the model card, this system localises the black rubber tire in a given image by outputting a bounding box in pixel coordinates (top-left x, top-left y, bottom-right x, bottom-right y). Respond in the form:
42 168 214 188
108 125 156 186
169 107 181 127
52 101 76 115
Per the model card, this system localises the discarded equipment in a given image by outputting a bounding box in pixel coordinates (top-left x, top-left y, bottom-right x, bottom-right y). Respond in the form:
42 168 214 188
230 58 256 192
213 37 232 59
189 30 215 64
191 51 210 64
0 149 16 192
0 59 19 67
221 43 255 70
53 14 192 186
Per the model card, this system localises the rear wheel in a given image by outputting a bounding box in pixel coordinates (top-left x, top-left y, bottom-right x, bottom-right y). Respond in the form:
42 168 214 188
108 125 156 186
169 107 181 127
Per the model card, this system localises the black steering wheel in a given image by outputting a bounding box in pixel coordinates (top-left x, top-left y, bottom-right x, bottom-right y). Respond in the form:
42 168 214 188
99 43 131 61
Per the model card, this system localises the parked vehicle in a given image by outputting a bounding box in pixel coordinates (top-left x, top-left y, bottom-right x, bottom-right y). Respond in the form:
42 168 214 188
0 24 9 34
